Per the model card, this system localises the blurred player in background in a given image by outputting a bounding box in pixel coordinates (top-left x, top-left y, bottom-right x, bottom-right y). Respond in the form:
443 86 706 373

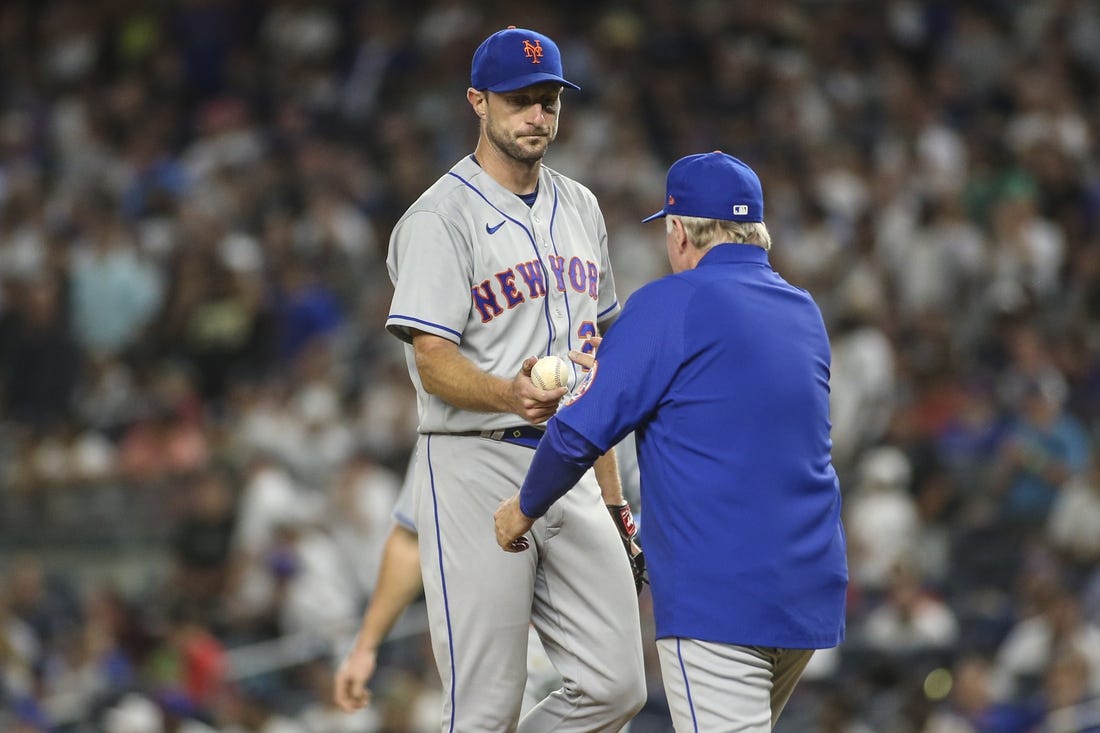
383 26 645 732
496 152 848 732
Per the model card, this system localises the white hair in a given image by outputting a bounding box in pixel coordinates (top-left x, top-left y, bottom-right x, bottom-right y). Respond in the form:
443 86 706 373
667 215 771 251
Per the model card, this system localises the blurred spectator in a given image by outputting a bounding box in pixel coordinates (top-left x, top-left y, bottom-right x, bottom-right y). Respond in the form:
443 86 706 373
0 592 38 714
1031 647 1100 733
268 259 342 367
224 453 315 638
158 247 274 404
4 697 53 733
991 373 1091 528
811 688 874 733
1046 452 1100 574
158 687 221 733
69 200 164 357
182 98 265 187
283 343 355 486
996 323 1067 411
145 600 227 717
170 467 239 620
4 420 117 494
39 619 129 725
74 356 147 433
845 446 921 597
889 195 987 320
261 1 340 69
102 692 166 733
921 654 1040 733
269 519 359 637
120 125 191 223
990 583 1100 703
218 677 308 733
326 451 400 601
862 561 960 657
295 181 376 281
0 275 83 428
353 355 418 471
116 365 208 485
828 310 897 472
934 378 1007 524
5 555 80 653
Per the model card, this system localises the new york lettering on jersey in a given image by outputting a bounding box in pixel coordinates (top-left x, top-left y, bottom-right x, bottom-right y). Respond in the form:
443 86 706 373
471 252 600 323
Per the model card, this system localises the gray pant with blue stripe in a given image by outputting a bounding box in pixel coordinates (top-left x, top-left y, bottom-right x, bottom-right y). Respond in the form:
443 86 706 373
658 638 814 732
413 433 646 732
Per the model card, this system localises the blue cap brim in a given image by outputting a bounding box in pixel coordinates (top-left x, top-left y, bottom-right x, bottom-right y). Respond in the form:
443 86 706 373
641 209 666 223
486 72 580 92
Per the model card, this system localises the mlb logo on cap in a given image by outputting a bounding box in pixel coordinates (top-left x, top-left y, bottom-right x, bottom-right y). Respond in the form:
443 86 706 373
643 151 764 224
471 26 580 93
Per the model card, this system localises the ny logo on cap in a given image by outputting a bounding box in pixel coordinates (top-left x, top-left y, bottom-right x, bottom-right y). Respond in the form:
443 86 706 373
523 39 543 64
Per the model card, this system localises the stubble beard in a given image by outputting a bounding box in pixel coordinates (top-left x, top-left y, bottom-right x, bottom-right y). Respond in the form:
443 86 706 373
486 118 556 164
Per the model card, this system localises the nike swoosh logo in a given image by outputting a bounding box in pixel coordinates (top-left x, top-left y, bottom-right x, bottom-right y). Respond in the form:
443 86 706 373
486 221 505 235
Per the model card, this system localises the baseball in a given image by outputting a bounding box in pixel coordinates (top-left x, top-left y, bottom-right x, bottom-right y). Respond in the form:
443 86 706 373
530 355 573 391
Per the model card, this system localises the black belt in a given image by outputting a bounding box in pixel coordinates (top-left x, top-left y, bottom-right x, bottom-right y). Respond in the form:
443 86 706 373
439 425 545 449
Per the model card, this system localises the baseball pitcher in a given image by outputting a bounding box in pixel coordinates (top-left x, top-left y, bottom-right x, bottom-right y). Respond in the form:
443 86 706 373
384 26 645 733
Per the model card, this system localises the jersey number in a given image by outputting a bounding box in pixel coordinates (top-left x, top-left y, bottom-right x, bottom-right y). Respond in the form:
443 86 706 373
577 321 597 369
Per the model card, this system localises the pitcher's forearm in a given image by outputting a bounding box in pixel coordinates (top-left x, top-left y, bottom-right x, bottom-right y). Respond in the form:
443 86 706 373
594 449 624 506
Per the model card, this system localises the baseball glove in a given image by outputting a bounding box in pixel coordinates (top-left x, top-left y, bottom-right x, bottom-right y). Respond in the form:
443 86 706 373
607 502 648 595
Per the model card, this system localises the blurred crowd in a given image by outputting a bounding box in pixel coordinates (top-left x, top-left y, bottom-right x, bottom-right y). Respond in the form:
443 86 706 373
2 0 1100 731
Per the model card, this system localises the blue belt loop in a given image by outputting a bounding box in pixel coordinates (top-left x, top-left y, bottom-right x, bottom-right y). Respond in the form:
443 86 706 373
435 426 545 449
487 426 544 449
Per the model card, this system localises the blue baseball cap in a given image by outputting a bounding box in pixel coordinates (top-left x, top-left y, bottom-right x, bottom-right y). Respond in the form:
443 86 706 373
642 151 764 223
471 26 580 93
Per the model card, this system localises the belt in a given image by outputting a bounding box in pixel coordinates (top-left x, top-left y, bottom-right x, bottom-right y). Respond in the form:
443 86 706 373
438 425 545 449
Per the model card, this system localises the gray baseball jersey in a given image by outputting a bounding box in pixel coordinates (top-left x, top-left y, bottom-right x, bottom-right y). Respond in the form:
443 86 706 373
386 155 620 431
385 155 644 732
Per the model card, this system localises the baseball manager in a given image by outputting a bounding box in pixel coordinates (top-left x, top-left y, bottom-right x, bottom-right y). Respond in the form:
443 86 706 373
496 151 849 732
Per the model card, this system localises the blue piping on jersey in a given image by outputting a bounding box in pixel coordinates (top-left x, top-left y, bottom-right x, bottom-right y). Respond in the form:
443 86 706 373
597 300 619 320
677 638 700 733
446 170 556 354
426 436 457 732
546 187 576 356
389 313 462 341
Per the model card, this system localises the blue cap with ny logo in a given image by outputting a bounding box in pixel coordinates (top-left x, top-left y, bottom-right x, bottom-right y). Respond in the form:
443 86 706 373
471 26 580 93
643 151 764 223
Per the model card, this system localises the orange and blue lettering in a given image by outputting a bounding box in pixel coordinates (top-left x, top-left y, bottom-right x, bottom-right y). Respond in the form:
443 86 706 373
523 40 543 64
515 260 547 299
472 280 503 322
495 269 524 308
547 255 567 292
568 256 587 293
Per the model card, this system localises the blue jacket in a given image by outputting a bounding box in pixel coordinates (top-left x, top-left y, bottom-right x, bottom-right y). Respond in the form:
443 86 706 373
521 243 848 648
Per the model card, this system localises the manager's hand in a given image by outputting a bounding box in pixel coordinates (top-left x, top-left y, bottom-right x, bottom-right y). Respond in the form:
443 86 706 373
495 495 534 552
568 336 601 370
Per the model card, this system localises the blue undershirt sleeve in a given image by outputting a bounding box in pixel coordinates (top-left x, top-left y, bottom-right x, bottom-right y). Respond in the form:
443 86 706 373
518 418 604 518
